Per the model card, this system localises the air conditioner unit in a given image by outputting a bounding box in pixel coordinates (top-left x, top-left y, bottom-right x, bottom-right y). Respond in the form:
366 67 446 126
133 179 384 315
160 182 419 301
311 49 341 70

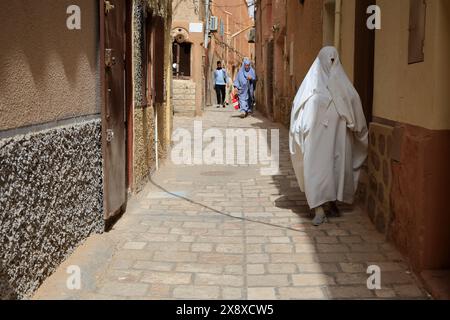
209 16 218 32
220 20 225 37
247 27 256 43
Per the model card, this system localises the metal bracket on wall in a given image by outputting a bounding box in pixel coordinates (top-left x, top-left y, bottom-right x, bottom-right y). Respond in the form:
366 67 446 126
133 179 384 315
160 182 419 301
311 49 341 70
104 0 115 15
105 49 116 68
106 129 115 143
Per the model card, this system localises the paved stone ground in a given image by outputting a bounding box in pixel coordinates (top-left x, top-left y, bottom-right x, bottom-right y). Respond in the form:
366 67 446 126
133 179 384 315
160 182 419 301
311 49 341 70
34 106 429 300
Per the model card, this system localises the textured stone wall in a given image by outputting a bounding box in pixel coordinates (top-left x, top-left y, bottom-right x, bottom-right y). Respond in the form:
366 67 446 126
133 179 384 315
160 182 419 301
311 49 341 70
363 121 450 272
131 0 173 190
133 0 146 107
365 123 394 234
133 0 171 106
133 106 156 191
146 0 171 19
173 79 196 114
0 119 104 299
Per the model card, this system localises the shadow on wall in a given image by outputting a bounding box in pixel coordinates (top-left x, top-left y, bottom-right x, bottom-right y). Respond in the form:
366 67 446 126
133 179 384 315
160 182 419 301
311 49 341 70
0 0 98 86
0 0 100 131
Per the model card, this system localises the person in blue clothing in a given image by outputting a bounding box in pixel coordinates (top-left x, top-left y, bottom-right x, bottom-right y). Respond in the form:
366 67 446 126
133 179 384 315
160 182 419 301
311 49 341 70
213 61 229 108
233 58 257 118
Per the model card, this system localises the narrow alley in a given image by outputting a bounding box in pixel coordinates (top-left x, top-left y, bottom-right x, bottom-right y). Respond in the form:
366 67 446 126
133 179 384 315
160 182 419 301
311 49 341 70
1 0 449 305
34 107 427 300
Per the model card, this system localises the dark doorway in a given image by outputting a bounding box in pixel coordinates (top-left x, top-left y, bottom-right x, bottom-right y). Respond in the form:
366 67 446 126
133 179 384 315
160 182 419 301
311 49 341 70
354 0 375 123
153 17 166 104
146 12 154 105
147 15 166 105
101 0 129 220
173 42 191 78
265 40 274 120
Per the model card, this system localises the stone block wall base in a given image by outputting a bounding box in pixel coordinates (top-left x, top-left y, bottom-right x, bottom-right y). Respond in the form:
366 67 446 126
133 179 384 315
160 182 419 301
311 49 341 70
366 123 394 235
420 270 450 300
0 119 104 299
389 123 450 271
173 79 197 115
363 119 450 273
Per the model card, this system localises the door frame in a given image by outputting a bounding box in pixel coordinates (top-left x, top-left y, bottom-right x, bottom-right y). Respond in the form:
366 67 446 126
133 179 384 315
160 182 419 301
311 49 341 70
353 0 375 124
146 11 154 105
99 0 108 219
99 0 133 222
125 0 133 191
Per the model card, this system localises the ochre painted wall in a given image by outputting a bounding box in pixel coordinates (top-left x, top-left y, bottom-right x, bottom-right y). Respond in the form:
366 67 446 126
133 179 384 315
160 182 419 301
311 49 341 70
0 0 99 131
432 0 450 130
172 0 203 22
172 0 205 116
255 0 323 125
374 0 450 130
290 0 324 94
368 0 450 273
210 0 255 78
340 0 356 82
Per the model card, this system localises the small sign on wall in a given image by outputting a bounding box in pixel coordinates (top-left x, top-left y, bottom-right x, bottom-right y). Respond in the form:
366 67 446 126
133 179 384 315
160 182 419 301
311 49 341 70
189 23 203 33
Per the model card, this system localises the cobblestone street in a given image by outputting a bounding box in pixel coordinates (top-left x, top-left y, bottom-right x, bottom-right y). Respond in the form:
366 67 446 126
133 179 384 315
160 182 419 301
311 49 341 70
34 107 429 300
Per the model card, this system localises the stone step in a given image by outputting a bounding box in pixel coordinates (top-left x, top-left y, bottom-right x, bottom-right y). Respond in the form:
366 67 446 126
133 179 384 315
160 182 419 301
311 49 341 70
173 85 196 91
174 110 196 117
173 94 196 100
175 105 196 112
173 104 196 110
173 88 196 95
173 100 196 107
173 80 196 89
176 90 195 95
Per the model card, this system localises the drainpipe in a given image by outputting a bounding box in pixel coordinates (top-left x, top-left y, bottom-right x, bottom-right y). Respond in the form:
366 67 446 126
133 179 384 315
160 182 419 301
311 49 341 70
203 0 211 110
154 107 159 170
204 0 210 48
334 0 342 53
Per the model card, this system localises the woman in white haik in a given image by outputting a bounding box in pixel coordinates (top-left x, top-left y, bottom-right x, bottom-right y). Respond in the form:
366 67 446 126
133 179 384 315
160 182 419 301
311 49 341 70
289 46 369 226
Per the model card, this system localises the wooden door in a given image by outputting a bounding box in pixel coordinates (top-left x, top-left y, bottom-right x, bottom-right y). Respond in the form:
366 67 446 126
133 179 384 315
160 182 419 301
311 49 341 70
101 0 127 220
354 0 375 123
265 40 274 120
146 15 166 104
146 13 156 106
153 16 166 104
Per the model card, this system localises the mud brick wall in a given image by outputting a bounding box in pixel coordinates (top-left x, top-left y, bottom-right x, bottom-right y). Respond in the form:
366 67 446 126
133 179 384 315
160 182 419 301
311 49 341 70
0 119 104 299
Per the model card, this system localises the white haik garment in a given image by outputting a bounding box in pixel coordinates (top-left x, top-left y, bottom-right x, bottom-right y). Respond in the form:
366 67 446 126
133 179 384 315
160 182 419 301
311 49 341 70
289 46 368 209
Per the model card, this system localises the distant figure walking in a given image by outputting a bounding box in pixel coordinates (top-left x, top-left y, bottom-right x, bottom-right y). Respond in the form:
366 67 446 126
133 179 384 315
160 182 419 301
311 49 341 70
233 58 257 118
213 61 229 108
289 47 368 226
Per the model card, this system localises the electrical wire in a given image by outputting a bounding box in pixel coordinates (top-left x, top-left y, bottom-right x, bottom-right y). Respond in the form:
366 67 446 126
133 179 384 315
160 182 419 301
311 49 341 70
149 177 309 233
210 0 250 8
212 33 246 61
210 1 253 28
211 3 247 8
